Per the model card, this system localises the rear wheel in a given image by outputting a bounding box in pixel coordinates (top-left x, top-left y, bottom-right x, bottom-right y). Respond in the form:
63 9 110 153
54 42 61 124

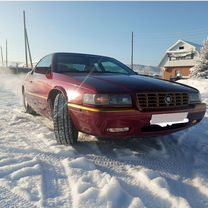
53 93 78 145
22 90 36 115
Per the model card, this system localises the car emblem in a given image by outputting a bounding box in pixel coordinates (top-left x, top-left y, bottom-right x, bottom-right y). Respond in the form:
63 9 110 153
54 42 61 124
164 95 172 105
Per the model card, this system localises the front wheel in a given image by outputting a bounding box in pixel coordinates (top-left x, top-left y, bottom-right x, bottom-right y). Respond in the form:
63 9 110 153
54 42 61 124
53 93 78 145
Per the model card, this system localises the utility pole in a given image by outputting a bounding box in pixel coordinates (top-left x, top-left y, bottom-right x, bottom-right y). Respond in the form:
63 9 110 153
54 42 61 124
5 39 8 67
26 32 33 68
131 32 134 70
23 10 33 68
0 46 4 67
23 10 28 67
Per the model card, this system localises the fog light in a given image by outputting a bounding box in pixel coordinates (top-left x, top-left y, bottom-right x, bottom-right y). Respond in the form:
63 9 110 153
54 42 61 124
107 127 129 133
192 120 197 124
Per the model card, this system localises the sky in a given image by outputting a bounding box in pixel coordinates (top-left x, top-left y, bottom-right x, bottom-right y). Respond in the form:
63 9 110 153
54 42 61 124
0 1 208 66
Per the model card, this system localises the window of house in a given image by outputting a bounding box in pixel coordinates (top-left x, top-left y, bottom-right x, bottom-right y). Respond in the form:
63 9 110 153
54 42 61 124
176 70 182 77
179 46 184 50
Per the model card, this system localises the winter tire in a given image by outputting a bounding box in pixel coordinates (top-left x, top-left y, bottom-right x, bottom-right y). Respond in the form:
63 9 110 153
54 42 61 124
53 93 78 145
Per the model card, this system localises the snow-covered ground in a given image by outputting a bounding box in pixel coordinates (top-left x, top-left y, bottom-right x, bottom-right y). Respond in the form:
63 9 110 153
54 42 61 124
0 73 208 208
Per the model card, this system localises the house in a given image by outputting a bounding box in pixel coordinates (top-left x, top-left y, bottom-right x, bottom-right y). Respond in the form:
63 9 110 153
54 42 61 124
159 39 202 80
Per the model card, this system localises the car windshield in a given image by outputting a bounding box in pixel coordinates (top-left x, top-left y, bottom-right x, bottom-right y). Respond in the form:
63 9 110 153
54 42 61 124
55 54 136 75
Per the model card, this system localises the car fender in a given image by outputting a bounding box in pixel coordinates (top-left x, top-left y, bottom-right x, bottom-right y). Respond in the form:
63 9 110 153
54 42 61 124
47 86 68 113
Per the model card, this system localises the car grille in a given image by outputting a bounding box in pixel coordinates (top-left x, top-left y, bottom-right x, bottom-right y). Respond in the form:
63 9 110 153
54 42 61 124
137 92 189 110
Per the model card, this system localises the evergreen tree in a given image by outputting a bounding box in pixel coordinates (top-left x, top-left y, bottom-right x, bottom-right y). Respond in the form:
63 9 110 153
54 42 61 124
191 39 208 78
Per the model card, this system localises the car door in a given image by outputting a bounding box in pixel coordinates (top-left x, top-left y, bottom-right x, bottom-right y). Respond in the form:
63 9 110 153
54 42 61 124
26 54 53 116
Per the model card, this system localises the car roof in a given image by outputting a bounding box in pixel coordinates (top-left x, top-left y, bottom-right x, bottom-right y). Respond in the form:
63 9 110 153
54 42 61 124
52 52 113 60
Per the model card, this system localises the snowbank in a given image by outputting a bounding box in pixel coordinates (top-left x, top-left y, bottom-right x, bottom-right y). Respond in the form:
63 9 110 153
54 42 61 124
178 78 208 98
63 157 144 208
178 78 208 116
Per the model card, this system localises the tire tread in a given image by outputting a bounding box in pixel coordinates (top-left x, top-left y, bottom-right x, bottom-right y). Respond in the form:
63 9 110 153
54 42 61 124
53 94 78 145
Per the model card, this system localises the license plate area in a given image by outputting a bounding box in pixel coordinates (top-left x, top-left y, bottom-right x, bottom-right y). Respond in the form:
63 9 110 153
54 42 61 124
150 112 189 127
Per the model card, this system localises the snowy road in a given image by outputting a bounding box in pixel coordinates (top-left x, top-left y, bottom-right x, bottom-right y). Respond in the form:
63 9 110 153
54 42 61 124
0 73 208 208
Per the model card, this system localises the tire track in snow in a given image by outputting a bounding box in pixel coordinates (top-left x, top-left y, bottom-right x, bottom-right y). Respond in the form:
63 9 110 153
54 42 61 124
0 99 73 207
0 133 73 208
86 155 172 208
70 140 183 207
11 130 73 207
85 154 181 208
16 118 74 208
74 138 208 208
0 185 37 208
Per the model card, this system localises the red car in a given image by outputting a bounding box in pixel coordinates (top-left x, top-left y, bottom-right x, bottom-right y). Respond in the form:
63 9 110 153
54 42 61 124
22 53 206 145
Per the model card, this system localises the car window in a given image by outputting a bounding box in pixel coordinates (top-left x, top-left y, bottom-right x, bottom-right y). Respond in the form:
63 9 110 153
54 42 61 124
35 55 52 74
101 61 129 74
56 63 84 72
56 55 102 73
55 54 135 75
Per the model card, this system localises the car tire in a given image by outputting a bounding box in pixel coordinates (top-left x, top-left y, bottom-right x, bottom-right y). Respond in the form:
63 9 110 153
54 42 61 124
53 93 78 145
23 90 36 115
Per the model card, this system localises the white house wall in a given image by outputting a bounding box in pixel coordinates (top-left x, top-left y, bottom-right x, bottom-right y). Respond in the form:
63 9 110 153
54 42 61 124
170 42 193 52
160 56 169 69
164 59 196 67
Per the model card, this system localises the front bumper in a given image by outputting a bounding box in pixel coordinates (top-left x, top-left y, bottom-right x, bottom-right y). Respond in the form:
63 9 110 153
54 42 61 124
69 103 206 138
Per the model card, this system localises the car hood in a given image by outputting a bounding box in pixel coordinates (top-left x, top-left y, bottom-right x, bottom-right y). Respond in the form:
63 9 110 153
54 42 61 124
69 74 198 94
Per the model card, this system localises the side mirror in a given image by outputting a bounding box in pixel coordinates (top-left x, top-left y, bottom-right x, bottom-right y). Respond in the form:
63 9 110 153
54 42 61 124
46 68 52 79
34 67 51 74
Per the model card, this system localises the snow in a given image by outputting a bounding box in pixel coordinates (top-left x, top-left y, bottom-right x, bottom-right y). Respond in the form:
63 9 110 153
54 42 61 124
63 158 143 208
191 39 208 79
178 79 208 116
0 72 208 207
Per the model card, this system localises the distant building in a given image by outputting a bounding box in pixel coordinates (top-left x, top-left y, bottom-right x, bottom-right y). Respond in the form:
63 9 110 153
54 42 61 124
159 39 202 80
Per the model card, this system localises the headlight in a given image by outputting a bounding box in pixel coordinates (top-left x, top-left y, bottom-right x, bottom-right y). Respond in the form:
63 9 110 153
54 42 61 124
83 94 132 106
189 92 201 103
66 90 80 101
